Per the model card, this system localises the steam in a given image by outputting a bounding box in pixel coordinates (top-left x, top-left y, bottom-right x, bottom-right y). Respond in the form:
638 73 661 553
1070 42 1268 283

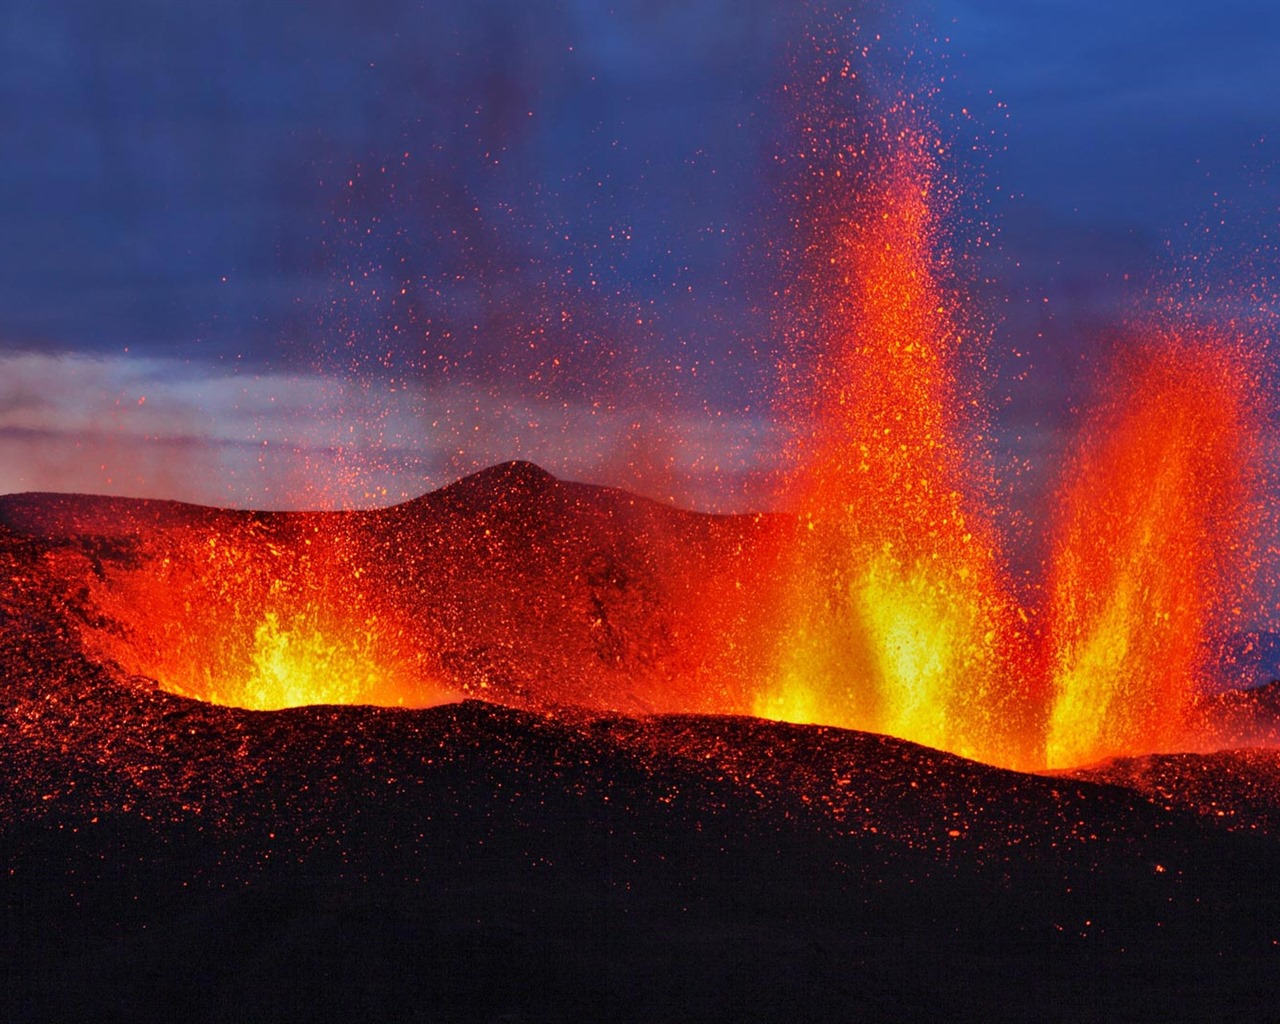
0 351 781 511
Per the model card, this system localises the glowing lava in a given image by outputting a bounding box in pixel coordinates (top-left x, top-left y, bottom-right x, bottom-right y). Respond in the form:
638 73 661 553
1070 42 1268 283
14 58 1268 772
1043 334 1262 768
76 517 449 711
740 80 1265 769
753 126 1038 769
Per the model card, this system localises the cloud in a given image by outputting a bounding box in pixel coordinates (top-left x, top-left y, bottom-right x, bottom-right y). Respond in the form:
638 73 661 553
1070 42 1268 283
0 351 785 512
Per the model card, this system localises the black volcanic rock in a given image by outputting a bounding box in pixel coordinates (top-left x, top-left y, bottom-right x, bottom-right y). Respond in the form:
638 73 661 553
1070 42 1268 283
7 682 1280 1023
0 490 223 537
1202 677 1280 747
1064 747 1280 835
433 458 558 505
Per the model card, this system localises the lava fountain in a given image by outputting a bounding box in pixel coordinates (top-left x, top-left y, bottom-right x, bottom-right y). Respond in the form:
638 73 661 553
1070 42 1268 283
68 510 450 711
750 126 1039 768
1042 333 1263 768
12 60 1269 775
742 85 1266 768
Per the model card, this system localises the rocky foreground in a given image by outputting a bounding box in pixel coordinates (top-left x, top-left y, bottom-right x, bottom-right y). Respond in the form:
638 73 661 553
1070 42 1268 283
4 467 1280 1022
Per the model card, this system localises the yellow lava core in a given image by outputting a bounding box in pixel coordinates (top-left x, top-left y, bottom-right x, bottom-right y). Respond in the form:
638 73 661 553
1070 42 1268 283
181 608 397 711
1042 337 1259 768
744 94 1262 770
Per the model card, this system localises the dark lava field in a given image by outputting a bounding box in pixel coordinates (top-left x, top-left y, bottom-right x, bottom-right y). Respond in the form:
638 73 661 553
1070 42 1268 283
5 465 1280 1022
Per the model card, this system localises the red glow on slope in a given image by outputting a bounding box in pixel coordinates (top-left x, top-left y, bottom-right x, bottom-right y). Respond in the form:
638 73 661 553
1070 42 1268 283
70 517 454 711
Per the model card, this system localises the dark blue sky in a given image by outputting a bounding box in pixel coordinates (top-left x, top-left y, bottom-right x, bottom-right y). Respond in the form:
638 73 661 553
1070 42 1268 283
1 0 1278 509
944 0 1280 348
1 0 797 402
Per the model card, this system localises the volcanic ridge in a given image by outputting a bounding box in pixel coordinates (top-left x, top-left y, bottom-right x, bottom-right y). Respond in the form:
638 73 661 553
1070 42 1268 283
4 463 1280 1022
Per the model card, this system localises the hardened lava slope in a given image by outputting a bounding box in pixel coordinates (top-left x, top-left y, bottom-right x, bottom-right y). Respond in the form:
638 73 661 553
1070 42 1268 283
0 461 764 715
4 464 1280 1023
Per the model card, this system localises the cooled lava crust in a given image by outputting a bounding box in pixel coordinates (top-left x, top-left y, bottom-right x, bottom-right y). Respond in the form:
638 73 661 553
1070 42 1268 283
4 463 1280 1023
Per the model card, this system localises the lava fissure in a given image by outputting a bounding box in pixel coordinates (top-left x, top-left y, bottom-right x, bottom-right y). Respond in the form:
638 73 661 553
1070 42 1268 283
1 108 1269 775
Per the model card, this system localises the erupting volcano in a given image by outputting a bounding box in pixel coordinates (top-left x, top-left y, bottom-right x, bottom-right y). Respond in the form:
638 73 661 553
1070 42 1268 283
7 8 1280 1023
744 121 1268 772
22 110 1260 775
751 128 1041 769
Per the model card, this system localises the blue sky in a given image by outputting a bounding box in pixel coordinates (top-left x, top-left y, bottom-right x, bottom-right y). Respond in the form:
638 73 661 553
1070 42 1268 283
1 0 1276 513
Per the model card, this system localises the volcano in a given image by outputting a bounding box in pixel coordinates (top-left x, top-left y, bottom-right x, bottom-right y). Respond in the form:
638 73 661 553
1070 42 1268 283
5 463 1280 1023
5 26 1277 1019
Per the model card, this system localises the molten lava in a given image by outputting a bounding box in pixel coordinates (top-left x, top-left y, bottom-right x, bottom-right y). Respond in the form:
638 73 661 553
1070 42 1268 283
752 129 1038 769
74 515 450 711
1043 334 1262 768
737 97 1265 769
11 82 1268 774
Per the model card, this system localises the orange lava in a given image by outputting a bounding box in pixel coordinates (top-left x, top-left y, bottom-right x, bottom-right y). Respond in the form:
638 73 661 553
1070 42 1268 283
749 124 1039 770
21 76 1268 774
1042 334 1262 767
739 92 1264 769
78 516 452 711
